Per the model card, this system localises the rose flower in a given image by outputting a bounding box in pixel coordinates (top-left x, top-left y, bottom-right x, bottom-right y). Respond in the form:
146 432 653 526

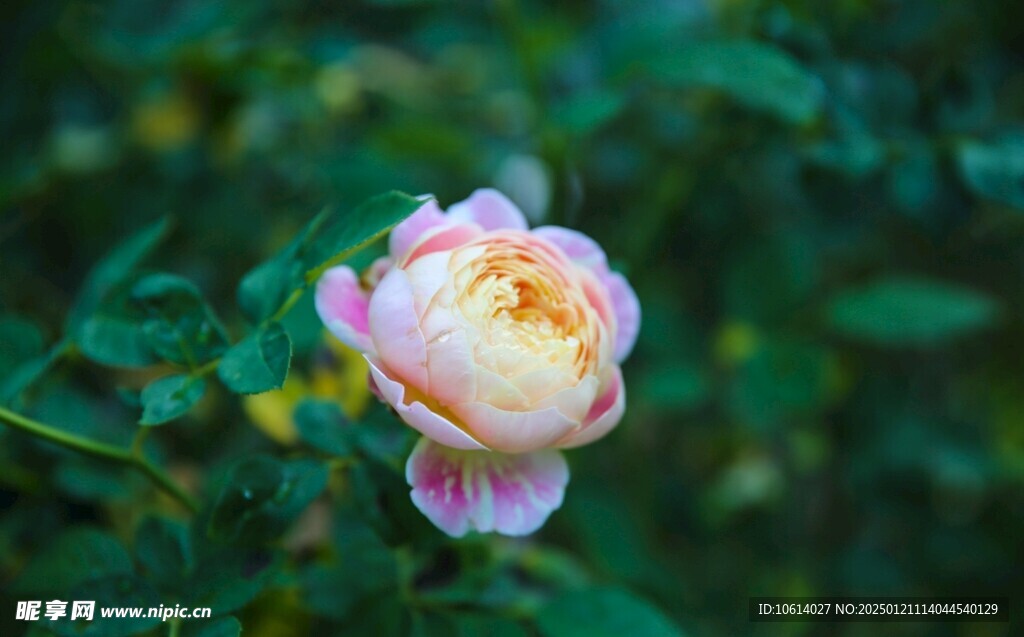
315 190 639 536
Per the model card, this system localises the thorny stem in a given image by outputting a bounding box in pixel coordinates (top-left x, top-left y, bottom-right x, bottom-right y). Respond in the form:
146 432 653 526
0 405 199 513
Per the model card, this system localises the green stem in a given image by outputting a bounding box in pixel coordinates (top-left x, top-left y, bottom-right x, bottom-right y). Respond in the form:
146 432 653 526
0 405 199 513
168 619 182 637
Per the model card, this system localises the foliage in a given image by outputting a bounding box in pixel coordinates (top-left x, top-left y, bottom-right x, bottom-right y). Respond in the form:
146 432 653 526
2 0 1023 636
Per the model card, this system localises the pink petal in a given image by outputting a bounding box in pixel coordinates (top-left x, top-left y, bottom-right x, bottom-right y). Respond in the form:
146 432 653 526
315 266 374 353
532 226 609 272
368 268 429 391
556 366 625 449
389 198 447 260
603 271 641 363
406 437 569 537
402 223 483 267
367 357 487 450
447 189 529 231
450 401 581 453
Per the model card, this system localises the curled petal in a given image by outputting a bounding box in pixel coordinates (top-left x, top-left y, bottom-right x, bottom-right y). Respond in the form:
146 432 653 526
389 198 447 260
367 357 487 451
406 437 569 537
532 225 609 272
603 271 641 362
315 266 374 353
447 188 529 231
556 366 625 449
451 401 580 453
402 223 483 267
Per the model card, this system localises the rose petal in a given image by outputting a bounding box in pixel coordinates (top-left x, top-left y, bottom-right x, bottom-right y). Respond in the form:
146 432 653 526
447 188 529 231
389 198 447 260
450 401 580 453
367 357 487 451
406 437 569 537
556 365 625 448
368 268 429 391
402 223 483 267
315 266 374 353
603 271 641 362
532 225 609 272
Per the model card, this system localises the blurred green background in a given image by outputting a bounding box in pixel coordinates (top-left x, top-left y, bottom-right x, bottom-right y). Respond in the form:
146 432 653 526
1 0 1023 635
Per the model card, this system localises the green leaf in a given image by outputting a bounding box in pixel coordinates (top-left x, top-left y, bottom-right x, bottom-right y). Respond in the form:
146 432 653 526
183 546 281 615
825 277 999 346
649 40 823 125
139 374 205 425
294 399 353 455
66 216 171 330
181 617 242 637
957 136 1024 209
132 273 230 366
135 516 192 593
0 314 44 371
11 526 133 596
237 248 305 326
536 588 685 637
300 508 397 621
208 455 328 544
77 313 157 367
237 191 423 323
217 322 292 394
352 456 434 546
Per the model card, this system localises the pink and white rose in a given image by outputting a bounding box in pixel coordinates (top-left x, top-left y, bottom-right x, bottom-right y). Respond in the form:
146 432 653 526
315 189 640 536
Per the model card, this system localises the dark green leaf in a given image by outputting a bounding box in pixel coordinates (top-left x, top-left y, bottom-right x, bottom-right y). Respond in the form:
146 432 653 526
217 322 291 394
237 249 304 325
208 455 328 544
135 516 192 592
0 314 44 371
66 216 172 330
183 547 281 615
826 277 999 345
649 40 823 124
536 588 685 637
132 273 230 366
294 399 352 455
237 191 423 323
77 313 157 367
11 526 133 596
957 136 1024 209
300 508 397 621
139 374 205 425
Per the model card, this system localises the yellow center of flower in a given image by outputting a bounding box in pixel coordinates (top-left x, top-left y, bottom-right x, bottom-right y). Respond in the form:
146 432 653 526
455 233 601 380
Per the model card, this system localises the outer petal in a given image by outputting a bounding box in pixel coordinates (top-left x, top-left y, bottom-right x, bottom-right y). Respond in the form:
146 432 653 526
368 268 429 391
315 266 374 353
603 271 641 362
367 358 487 450
447 188 529 231
406 437 569 537
532 225 609 272
451 401 581 453
402 223 483 267
389 198 447 260
556 365 625 449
